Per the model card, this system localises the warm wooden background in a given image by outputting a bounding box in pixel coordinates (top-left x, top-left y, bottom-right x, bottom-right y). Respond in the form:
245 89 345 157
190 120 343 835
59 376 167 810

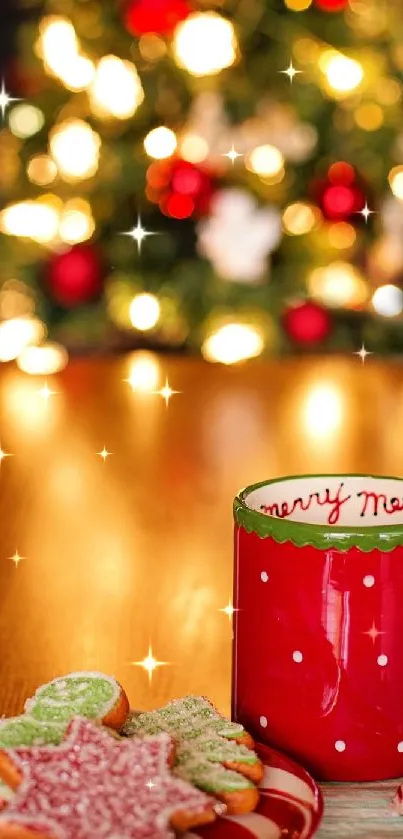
0 352 402 720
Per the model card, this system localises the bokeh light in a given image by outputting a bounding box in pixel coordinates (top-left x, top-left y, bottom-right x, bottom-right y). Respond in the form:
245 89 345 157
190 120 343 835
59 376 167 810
1 201 59 243
354 103 383 131
327 222 356 249
144 127 177 159
283 202 319 235
138 34 167 62
173 13 237 77
27 155 58 186
165 194 194 219
328 161 355 184
322 185 356 219
389 166 403 200
90 55 144 119
9 105 44 139
129 293 161 331
0 280 35 321
375 78 401 106
285 0 312 8
247 145 284 179
202 323 264 364
303 383 343 439
308 262 368 308
372 284 403 317
322 52 364 95
180 134 209 163
59 199 95 244
17 342 68 375
125 351 160 392
39 16 78 75
38 15 93 91
0 317 46 362
49 119 101 181
59 56 95 91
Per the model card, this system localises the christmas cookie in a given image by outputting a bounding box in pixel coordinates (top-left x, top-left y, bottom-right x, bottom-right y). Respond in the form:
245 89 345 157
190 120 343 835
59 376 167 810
24 671 129 731
0 782 12 810
123 696 263 814
0 672 129 802
0 717 220 839
0 717 64 750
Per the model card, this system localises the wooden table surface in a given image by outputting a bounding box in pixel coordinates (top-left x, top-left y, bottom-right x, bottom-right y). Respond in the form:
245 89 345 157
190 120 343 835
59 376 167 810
1 352 403 837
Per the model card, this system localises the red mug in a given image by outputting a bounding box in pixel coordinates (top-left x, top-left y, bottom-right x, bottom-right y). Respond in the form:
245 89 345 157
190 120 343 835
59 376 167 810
232 474 403 781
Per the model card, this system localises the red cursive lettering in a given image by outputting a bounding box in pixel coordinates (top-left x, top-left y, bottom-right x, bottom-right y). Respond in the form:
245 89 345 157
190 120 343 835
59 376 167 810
357 491 403 517
311 483 352 525
260 482 351 525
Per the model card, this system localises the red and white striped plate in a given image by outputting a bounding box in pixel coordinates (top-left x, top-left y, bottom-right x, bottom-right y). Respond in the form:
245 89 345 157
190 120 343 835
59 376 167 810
185 742 323 839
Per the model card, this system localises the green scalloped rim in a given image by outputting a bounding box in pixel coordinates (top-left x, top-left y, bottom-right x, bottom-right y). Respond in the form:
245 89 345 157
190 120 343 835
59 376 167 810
234 474 403 553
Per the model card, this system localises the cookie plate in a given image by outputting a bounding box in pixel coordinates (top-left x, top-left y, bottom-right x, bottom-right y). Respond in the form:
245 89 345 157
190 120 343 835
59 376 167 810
185 742 323 839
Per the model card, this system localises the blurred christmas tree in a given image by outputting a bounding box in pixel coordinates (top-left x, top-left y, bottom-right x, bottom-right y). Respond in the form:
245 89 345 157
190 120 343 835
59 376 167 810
1 0 403 369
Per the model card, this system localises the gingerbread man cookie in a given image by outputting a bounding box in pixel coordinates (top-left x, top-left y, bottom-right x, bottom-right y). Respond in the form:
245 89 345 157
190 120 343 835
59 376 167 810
0 717 220 839
123 695 263 814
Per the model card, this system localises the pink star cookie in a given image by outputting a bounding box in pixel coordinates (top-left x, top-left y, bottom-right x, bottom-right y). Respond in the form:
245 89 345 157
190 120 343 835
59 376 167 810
0 718 219 839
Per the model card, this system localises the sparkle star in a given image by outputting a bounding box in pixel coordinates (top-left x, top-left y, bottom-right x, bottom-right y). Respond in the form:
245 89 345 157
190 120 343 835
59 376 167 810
0 80 20 119
146 779 156 791
354 344 372 363
38 382 56 401
219 600 237 621
222 144 243 165
131 645 169 684
0 445 12 464
10 551 24 568
155 379 180 406
121 216 156 254
279 60 302 84
358 203 376 223
363 622 385 644
98 447 111 462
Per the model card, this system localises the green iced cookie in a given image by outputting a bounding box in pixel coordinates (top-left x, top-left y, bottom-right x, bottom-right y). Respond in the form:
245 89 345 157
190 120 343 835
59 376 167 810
24 672 121 724
189 735 257 765
0 715 65 749
123 696 258 794
123 696 245 741
176 739 254 793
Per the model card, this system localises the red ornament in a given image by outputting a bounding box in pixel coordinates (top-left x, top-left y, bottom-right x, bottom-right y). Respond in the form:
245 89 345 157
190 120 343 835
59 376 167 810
282 301 332 345
314 0 348 10
146 158 214 219
315 161 365 221
46 245 104 308
322 185 356 218
124 0 190 36
164 193 195 219
328 162 355 185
